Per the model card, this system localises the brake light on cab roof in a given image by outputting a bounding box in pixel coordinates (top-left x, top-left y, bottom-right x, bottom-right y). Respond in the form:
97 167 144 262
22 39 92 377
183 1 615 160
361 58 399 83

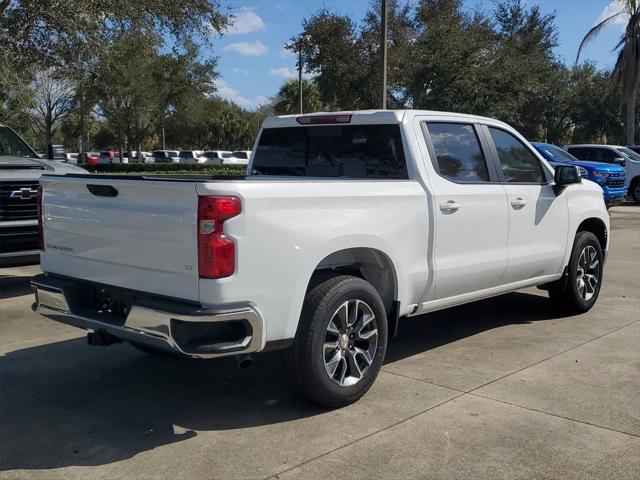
296 114 352 125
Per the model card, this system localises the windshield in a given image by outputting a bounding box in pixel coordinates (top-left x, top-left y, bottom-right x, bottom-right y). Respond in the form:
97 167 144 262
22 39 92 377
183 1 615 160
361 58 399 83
616 147 640 162
0 126 37 158
222 152 232 158
533 144 577 163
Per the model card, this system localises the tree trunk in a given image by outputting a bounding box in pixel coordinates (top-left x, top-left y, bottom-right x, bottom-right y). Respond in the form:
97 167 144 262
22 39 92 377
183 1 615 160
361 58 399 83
45 110 53 158
79 88 86 156
118 131 124 164
626 91 636 145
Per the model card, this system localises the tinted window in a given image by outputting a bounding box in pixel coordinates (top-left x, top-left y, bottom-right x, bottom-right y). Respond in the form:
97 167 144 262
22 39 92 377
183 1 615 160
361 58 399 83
204 152 219 159
533 144 578 163
179 151 194 158
253 125 408 179
426 123 489 182
567 147 592 161
616 147 640 161
489 128 544 183
0 126 37 157
593 148 618 163
232 151 248 159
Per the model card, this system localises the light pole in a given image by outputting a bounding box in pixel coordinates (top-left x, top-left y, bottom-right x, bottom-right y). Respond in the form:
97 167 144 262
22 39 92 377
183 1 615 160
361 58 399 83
298 42 303 114
380 0 388 109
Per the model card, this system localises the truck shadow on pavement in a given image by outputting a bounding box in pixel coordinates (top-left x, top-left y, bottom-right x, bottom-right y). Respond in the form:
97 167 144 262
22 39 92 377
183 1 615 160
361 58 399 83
0 291 560 471
0 274 33 300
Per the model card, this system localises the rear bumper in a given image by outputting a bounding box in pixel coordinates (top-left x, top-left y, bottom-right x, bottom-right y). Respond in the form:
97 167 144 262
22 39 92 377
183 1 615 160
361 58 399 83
31 274 263 359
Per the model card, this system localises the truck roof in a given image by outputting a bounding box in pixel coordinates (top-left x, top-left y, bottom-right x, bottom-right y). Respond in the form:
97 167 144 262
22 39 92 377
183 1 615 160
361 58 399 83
263 109 510 129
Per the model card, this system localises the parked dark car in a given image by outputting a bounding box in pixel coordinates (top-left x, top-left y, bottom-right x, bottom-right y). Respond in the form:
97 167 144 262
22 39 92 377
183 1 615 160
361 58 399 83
0 123 85 265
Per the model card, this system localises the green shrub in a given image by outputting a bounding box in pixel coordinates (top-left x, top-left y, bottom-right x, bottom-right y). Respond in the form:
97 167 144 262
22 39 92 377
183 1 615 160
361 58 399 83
83 163 247 176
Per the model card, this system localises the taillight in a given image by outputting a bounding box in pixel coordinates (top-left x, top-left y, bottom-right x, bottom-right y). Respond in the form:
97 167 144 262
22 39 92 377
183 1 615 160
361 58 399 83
198 196 241 279
37 185 44 250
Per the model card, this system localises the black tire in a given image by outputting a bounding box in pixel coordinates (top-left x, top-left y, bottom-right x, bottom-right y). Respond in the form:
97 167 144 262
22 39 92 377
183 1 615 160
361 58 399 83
630 178 640 204
285 275 388 408
549 231 603 313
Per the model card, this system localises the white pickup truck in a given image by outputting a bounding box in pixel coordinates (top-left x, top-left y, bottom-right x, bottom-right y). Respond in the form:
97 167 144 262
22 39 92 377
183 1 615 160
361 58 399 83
32 110 609 407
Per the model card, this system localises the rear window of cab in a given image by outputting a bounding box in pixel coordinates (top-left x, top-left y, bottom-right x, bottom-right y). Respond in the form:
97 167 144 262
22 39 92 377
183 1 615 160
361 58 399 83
252 124 408 179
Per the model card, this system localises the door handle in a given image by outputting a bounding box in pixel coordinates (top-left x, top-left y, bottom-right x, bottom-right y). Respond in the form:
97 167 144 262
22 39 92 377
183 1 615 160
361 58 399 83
439 200 461 214
511 197 527 209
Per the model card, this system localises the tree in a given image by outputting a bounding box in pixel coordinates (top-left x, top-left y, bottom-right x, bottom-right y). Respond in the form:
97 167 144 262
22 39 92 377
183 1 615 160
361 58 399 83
577 0 639 144
0 63 74 153
0 0 227 68
273 79 322 114
92 33 217 157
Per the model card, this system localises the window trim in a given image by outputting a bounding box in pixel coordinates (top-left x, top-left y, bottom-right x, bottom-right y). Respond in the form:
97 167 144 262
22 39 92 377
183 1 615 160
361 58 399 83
482 125 553 185
421 121 499 184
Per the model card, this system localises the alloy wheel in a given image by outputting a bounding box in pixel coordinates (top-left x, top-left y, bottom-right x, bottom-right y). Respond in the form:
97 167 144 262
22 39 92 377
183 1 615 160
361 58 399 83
323 299 378 387
576 245 600 301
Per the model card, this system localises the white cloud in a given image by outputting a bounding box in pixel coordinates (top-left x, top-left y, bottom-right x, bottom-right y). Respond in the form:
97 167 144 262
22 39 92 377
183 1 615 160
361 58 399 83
279 46 295 59
223 40 267 57
231 68 249 75
595 1 628 27
226 9 266 35
269 67 297 79
215 79 268 109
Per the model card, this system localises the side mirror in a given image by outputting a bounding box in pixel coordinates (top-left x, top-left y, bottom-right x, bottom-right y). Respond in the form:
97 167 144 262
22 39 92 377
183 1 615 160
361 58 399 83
553 165 582 195
614 157 626 167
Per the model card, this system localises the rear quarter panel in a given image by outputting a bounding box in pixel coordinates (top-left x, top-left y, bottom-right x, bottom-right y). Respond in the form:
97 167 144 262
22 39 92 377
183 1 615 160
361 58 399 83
196 180 429 342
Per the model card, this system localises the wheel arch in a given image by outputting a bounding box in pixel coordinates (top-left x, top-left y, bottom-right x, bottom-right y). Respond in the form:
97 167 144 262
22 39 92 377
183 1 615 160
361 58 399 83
576 217 607 253
301 247 400 338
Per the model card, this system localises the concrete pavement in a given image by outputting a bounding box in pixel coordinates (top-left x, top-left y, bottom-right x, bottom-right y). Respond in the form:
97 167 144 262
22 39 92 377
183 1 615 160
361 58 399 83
1 205 638 479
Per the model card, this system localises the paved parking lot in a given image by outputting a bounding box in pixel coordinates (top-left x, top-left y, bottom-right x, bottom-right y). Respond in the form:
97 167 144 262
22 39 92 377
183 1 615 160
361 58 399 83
1 205 638 480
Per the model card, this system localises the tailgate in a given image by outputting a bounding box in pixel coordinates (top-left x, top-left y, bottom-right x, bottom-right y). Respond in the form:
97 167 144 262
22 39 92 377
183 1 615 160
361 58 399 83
40 175 200 301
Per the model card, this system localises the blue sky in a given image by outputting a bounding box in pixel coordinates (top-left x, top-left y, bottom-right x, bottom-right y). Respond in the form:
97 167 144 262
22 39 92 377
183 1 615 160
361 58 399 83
211 0 624 109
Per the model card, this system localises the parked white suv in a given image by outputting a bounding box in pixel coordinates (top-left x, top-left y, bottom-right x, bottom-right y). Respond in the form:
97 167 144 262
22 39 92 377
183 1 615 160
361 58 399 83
32 110 609 406
565 144 640 203
224 150 251 165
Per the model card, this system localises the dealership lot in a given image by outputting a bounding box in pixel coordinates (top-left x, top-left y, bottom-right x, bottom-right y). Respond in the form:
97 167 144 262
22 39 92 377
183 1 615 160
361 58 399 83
0 205 638 480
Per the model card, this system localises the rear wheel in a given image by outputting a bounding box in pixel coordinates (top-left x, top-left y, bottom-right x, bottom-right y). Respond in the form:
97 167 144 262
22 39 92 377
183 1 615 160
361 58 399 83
549 231 603 313
285 275 388 407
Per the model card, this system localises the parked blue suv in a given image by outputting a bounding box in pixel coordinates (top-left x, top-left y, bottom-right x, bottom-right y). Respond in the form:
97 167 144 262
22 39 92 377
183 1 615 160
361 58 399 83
531 142 627 207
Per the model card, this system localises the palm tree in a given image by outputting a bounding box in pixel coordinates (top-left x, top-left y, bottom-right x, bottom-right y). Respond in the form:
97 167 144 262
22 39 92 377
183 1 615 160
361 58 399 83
577 0 640 144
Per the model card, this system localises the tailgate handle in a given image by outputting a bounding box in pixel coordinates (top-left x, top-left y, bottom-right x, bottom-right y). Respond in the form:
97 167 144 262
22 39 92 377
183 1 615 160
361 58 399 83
87 184 118 197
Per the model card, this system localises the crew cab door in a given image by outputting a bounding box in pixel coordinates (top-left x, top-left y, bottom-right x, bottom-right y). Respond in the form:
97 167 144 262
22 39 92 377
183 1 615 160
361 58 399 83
483 126 568 283
419 121 509 300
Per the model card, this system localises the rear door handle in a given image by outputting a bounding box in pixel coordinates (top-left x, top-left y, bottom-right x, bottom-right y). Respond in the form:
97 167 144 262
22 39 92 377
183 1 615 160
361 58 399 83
439 200 461 214
511 197 527 209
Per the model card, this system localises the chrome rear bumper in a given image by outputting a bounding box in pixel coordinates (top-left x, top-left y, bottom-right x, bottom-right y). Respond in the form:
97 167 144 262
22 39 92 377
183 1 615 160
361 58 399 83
32 275 263 359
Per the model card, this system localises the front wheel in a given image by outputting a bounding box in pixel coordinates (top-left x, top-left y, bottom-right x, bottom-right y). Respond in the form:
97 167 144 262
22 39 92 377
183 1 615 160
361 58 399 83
285 275 388 407
630 178 640 204
549 231 603 313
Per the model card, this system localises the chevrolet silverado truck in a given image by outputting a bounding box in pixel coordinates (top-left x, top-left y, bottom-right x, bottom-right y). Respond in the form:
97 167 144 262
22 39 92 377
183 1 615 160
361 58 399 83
0 123 85 265
32 110 609 407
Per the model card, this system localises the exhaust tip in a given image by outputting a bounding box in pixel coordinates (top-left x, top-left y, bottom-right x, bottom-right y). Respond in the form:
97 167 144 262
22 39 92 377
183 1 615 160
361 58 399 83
235 354 253 369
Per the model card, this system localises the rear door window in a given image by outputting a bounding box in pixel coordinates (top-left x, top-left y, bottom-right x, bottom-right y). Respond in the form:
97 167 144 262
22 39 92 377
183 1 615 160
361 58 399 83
489 128 545 183
424 123 490 182
587 148 617 163
567 148 593 161
252 124 408 179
